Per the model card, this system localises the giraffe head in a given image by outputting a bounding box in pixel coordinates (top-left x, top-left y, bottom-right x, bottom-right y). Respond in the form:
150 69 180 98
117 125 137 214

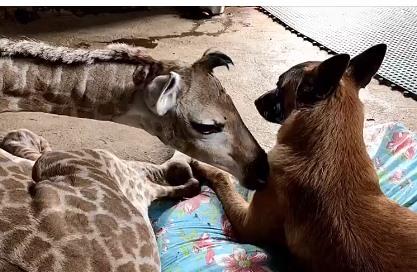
0 39 268 189
125 50 269 189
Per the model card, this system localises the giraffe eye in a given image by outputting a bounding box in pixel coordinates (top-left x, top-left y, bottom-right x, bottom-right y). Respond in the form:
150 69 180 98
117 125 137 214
190 121 224 135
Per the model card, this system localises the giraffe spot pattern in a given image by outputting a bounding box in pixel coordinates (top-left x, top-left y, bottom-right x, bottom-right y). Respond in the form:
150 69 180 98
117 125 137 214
36 254 55 272
140 243 153 258
103 237 124 260
7 165 26 175
65 211 94 234
22 236 52 264
116 262 136 272
62 238 91 272
1 207 31 226
1 177 26 189
91 239 112 272
139 263 157 272
0 166 9 176
1 229 32 255
0 128 200 271
12 173 29 181
68 150 86 157
120 226 139 257
95 214 118 236
39 212 66 240
65 195 97 213
32 184 61 210
8 189 28 203
0 218 11 232
101 193 131 221
80 187 98 201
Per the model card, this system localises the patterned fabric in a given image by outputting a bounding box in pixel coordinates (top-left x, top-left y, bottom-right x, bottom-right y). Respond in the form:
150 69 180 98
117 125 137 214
365 122 417 211
149 122 417 271
149 187 275 271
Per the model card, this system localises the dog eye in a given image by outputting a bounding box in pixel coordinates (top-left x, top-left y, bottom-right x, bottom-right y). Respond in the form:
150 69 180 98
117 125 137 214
190 121 224 135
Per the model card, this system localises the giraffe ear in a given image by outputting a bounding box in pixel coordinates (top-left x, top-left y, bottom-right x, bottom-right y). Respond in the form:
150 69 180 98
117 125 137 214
144 72 182 116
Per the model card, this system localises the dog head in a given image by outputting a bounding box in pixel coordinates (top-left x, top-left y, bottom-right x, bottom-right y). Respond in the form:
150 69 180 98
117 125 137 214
255 44 387 124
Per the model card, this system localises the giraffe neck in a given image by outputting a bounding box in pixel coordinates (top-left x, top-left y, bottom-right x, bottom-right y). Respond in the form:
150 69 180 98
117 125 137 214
0 57 170 141
111 88 174 144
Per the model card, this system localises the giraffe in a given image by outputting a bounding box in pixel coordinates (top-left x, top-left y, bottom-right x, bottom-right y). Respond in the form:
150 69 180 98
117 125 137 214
0 128 200 272
0 129 52 161
0 38 268 190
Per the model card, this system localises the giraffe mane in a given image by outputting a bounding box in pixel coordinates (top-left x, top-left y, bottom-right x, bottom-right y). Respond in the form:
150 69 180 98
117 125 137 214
0 37 158 65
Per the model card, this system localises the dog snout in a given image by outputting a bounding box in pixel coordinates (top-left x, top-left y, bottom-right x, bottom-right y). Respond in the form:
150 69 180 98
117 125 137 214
255 90 282 124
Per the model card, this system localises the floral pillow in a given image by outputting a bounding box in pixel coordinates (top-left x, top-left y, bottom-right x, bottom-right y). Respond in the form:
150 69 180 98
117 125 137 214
149 122 417 271
149 186 278 271
365 122 417 211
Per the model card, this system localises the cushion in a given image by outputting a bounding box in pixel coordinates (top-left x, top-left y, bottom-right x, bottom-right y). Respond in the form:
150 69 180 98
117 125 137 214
149 122 417 271
364 122 417 211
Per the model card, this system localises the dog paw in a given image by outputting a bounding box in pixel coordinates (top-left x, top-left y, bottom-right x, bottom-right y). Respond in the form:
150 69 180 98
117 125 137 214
190 160 230 188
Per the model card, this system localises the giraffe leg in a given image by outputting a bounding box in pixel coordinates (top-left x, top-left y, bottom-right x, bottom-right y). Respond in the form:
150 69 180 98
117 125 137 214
0 129 51 161
147 152 200 201
149 178 200 201
163 152 193 186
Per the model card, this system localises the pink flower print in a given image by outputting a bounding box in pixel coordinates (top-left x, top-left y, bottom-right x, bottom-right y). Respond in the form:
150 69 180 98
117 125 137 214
387 132 416 160
177 193 210 214
216 248 269 272
155 227 168 237
405 145 416 159
390 169 404 184
155 219 173 237
193 233 216 265
222 214 236 240
205 248 215 264
193 233 213 253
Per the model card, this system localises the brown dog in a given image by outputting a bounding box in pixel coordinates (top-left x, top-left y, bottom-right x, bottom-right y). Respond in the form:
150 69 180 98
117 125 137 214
191 44 417 272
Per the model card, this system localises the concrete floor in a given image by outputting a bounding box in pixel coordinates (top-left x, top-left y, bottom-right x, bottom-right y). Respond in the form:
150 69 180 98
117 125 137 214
1 7 416 163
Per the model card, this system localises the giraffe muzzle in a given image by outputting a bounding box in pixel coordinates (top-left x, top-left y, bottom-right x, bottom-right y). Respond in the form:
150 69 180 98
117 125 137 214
242 149 269 190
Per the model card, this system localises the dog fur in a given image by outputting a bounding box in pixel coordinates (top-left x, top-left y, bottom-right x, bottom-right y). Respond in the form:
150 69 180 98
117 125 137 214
191 44 417 272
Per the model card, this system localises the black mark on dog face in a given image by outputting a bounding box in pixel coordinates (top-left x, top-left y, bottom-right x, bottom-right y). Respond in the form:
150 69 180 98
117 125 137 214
255 54 351 124
255 62 318 124
256 46 386 125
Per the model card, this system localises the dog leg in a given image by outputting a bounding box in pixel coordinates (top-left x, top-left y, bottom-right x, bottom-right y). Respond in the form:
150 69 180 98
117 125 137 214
191 160 285 245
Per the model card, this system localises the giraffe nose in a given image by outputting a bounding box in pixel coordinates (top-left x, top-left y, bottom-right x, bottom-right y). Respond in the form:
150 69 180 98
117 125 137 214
243 149 269 190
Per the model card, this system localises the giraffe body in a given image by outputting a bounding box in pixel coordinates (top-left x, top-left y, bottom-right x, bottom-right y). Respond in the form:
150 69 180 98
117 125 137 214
0 129 199 272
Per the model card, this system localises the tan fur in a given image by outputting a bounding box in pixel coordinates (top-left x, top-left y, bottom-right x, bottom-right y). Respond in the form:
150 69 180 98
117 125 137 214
0 129 199 272
192 48 417 272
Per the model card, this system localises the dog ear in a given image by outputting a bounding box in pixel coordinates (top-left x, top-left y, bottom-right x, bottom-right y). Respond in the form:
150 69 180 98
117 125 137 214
193 50 234 73
299 54 350 104
314 54 350 97
347 44 387 89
